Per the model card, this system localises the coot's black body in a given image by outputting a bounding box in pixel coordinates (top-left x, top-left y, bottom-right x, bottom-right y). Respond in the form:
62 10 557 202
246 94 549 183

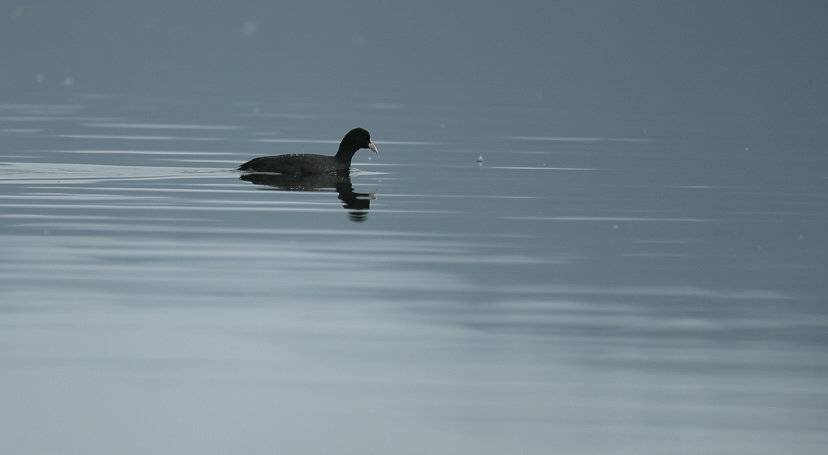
238 128 377 175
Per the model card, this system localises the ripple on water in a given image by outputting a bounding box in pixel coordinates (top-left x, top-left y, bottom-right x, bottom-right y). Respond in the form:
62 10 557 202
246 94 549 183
82 122 242 130
511 135 652 143
53 150 234 156
0 162 232 184
488 166 599 171
59 134 224 141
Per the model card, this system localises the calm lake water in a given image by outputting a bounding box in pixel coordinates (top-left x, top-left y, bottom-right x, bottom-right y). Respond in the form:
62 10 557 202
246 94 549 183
1 93 826 454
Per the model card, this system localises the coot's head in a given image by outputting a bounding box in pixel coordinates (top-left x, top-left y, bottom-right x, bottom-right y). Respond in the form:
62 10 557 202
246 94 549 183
341 127 378 154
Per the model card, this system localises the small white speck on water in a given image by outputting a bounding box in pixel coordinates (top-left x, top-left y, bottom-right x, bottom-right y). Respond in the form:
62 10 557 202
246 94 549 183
62 77 74 87
745 146 750 151
476 155 484 163
612 224 619 230
440 123 447 129
241 21 258 36
798 234 804 240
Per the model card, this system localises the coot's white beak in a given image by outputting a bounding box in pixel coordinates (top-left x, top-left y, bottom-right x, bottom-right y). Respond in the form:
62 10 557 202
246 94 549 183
367 141 379 154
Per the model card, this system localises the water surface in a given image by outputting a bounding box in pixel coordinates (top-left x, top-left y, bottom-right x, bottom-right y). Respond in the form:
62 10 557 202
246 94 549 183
1 94 827 454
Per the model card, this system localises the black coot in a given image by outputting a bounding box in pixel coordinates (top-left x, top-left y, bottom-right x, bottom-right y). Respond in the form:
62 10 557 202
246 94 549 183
238 127 378 175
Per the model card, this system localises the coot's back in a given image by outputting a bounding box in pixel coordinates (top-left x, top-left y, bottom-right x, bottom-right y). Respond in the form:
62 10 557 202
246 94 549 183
238 154 342 175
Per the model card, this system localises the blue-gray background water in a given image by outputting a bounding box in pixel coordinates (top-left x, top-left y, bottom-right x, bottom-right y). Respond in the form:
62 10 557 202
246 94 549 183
2 2 827 454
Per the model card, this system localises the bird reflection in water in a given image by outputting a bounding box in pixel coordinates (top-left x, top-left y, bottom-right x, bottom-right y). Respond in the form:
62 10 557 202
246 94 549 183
240 173 374 222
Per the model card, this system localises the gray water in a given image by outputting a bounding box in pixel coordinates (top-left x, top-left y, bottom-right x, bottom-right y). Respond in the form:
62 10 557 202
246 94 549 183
1 93 826 454
3 2 828 454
